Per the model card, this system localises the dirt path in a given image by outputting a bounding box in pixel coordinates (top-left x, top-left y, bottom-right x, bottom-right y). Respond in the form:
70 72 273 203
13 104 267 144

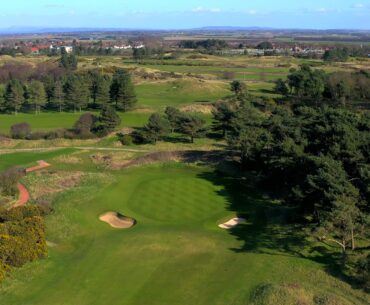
14 161 51 208
14 182 30 208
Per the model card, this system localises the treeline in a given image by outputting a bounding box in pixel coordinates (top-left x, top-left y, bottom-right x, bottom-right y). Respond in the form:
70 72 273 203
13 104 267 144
119 107 206 145
179 39 228 50
0 68 136 114
274 65 370 105
212 88 370 289
323 46 370 62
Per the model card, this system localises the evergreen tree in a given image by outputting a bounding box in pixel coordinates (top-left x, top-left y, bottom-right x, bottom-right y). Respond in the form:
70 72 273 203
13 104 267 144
52 80 65 112
4 80 25 114
93 105 121 136
178 114 206 143
27 81 47 114
110 69 137 111
165 106 182 133
90 72 111 108
144 113 171 143
0 84 5 112
64 76 89 112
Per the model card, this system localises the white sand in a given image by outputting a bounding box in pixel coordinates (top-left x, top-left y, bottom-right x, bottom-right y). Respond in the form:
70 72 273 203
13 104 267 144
99 212 135 229
218 217 246 229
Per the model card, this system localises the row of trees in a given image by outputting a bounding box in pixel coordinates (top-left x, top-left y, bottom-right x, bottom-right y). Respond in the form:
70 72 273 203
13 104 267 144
0 69 137 114
274 65 370 105
212 93 370 288
122 107 206 144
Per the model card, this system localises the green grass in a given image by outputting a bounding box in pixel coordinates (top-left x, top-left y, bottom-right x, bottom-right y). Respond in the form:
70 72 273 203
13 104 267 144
0 112 151 134
0 149 75 171
0 163 368 305
135 80 228 109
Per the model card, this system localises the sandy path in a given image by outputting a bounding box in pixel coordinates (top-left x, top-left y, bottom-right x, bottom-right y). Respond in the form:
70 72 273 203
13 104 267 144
13 161 51 208
14 182 30 208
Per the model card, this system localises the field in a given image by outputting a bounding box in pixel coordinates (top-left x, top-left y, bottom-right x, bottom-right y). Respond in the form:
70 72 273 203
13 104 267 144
1 52 370 304
0 152 369 305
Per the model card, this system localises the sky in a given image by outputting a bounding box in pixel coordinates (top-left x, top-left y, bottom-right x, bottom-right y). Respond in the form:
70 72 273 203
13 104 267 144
0 0 369 30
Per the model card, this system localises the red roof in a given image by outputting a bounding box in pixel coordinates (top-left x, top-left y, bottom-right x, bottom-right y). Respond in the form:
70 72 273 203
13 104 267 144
31 47 39 52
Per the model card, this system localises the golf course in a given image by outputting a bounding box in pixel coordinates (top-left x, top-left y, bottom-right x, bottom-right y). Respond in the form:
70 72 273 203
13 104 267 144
0 150 369 305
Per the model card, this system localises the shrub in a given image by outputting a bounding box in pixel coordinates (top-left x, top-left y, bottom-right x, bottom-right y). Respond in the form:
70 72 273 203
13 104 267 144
117 133 133 146
10 123 31 139
0 167 25 197
74 112 97 136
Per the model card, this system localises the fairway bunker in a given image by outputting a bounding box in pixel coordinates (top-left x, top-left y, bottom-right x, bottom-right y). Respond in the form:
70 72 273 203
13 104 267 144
218 217 246 229
99 212 136 229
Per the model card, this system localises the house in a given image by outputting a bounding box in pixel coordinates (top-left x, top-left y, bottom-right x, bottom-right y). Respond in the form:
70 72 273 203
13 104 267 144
31 47 39 54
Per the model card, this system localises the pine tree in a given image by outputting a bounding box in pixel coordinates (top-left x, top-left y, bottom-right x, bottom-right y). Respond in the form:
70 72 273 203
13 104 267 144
4 80 25 114
64 76 89 112
90 73 111 108
110 69 137 111
27 81 47 114
52 80 65 112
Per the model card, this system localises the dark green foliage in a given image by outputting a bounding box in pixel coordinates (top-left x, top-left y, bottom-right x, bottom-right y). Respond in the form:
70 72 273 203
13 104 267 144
179 39 228 50
117 133 133 146
223 100 370 272
256 41 273 49
287 65 326 101
59 52 78 70
165 106 182 133
323 48 350 62
230 80 247 97
178 114 206 143
274 79 289 96
4 80 25 114
110 69 137 111
26 80 47 114
93 105 121 136
64 75 90 112
212 101 237 137
89 71 111 108
143 113 171 143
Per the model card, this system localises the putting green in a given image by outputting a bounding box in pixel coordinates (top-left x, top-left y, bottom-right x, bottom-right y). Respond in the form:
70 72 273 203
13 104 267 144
0 164 367 305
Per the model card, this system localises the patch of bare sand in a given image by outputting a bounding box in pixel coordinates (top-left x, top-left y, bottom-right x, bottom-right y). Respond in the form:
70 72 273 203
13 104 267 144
218 217 246 229
99 212 136 229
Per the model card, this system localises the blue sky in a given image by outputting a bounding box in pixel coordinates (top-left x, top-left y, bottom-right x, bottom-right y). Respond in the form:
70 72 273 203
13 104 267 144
0 0 369 29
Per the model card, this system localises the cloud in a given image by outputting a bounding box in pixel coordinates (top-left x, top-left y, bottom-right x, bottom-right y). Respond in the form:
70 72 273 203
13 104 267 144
353 3 364 8
44 3 65 9
247 10 257 15
192 7 221 13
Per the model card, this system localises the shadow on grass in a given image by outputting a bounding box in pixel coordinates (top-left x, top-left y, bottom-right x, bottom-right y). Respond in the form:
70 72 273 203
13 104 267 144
197 166 355 286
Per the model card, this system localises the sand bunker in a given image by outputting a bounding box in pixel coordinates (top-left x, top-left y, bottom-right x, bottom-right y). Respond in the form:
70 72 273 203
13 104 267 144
99 212 136 229
218 217 246 229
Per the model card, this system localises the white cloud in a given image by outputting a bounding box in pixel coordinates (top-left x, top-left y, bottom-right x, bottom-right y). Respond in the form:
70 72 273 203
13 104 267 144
353 3 365 8
247 10 257 15
192 7 221 13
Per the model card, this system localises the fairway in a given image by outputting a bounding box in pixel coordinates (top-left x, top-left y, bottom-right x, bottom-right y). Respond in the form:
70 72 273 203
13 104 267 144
0 163 366 305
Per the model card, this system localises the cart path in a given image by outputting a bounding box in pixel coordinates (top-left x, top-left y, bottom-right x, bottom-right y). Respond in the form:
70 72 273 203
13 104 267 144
14 161 51 208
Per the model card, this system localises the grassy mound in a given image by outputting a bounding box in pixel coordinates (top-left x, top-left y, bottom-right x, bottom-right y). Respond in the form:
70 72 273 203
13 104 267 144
250 283 353 305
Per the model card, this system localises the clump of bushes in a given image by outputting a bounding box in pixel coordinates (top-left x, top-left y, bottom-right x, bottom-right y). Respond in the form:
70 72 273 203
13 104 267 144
8 106 121 141
0 167 25 197
10 123 31 139
0 206 49 281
